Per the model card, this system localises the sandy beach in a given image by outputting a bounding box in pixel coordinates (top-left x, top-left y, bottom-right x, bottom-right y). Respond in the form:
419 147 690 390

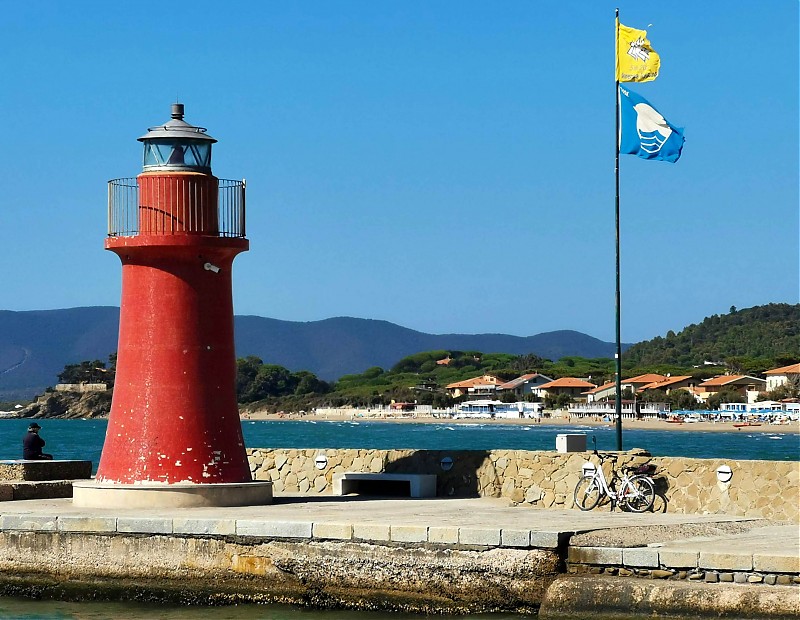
240 409 799 435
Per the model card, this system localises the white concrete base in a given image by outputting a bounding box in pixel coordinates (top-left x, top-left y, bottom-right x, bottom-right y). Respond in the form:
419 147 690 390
72 480 273 509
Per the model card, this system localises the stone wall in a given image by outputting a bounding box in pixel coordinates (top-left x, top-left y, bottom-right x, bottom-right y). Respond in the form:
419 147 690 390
247 448 799 522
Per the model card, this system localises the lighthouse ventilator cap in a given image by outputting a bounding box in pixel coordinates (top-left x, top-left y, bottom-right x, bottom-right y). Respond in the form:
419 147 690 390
28 423 41 431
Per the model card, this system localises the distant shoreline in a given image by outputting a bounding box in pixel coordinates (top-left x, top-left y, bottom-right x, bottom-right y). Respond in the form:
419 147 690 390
240 410 800 435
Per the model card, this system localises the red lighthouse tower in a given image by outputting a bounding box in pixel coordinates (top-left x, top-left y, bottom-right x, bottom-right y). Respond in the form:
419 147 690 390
74 104 271 507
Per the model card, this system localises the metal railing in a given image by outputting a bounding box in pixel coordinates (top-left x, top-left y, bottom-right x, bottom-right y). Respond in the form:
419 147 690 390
108 177 246 238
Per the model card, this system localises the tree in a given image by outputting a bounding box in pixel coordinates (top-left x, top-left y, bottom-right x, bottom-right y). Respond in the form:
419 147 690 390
293 371 330 396
57 359 108 384
668 389 698 411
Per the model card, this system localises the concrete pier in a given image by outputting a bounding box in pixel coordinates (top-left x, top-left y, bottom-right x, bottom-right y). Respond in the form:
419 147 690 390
0 495 797 617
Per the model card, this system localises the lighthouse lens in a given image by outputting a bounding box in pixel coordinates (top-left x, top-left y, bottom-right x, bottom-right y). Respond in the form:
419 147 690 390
143 140 212 171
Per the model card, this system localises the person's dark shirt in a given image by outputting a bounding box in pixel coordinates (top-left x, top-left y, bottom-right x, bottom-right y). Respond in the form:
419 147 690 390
22 432 45 459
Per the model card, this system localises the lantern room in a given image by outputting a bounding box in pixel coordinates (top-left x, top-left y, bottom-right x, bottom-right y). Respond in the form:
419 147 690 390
139 103 216 172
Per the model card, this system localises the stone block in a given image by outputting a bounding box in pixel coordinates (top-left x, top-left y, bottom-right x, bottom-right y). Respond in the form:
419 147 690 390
11 481 74 500
623 547 660 568
0 460 92 482
753 554 800 573
116 517 173 534
650 569 673 579
236 520 312 539
312 522 352 540
569 546 623 565
0 514 58 531
428 526 459 544
173 518 236 536
700 552 752 571
658 549 699 569
57 516 116 533
500 529 530 548
459 527 501 546
529 531 561 549
352 523 390 542
390 525 427 543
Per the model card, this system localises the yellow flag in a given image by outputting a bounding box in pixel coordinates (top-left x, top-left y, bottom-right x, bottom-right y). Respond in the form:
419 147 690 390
616 19 660 82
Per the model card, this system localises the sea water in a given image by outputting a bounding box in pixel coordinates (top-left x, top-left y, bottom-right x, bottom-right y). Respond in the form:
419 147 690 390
0 418 797 467
0 418 796 619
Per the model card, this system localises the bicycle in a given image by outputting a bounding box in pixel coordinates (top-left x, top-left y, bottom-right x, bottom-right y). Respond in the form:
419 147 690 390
573 448 656 512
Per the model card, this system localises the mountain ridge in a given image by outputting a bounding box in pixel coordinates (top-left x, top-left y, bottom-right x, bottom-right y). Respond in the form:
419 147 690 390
0 307 623 399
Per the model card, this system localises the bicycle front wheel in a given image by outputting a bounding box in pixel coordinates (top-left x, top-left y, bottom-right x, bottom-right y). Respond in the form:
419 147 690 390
574 475 602 511
622 476 655 512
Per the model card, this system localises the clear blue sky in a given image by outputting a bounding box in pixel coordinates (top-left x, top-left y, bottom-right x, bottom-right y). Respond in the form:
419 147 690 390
2 1 797 344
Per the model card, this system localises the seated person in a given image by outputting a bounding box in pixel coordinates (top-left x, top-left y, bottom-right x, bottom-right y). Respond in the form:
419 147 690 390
23 422 53 460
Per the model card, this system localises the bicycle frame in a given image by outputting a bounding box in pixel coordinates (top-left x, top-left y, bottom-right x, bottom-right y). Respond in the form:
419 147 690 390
577 453 655 512
582 460 618 501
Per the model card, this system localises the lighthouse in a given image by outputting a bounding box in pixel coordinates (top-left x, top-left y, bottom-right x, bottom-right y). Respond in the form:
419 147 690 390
73 104 271 508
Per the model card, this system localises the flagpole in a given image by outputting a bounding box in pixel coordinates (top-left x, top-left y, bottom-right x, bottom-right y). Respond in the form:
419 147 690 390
614 8 623 451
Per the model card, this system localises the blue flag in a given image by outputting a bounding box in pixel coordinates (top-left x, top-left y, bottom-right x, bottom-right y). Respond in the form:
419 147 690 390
619 86 685 163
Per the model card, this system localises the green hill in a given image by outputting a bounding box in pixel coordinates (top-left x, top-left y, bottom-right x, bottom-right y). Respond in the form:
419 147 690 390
622 303 800 372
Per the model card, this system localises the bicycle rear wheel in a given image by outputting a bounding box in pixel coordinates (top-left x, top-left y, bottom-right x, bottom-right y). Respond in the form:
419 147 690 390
622 475 655 512
574 475 602 511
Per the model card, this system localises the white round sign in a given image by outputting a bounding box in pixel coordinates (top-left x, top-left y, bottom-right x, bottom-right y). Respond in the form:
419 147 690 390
315 454 328 470
716 464 733 483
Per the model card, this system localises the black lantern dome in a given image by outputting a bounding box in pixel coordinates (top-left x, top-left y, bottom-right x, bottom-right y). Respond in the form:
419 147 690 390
138 103 216 172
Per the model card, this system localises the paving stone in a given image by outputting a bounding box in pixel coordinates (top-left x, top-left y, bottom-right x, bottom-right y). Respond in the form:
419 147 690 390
764 574 778 585
57 516 116 533
747 575 763 584
459 527 501 546
618 568 633 577
622 547 659 568
776 575 793 585
390 525 427 543
719 572 734 582
733 572 748 584
658 549 699 569
700 552 752 571
0 515 57 531
312 522 352 540
428 526 459 544
568 546 623 565
500 529 529 548
688 572 705 580
116 517 173 534
173 518 236 536
236 520 312 538
704 571 719 583
753 554 800 574
352 523 390 541
529 531 560 549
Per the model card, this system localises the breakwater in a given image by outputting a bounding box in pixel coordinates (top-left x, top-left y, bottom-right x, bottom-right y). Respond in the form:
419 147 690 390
0 447 798 617
0 495 797 618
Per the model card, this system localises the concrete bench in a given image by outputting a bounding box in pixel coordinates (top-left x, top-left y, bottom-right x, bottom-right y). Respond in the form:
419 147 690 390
333 472 436 498
0 460 92 482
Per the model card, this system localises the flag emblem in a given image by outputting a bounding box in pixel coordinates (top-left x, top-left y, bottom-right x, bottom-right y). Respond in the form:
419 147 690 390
616 21 660 83
619 87 684 163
